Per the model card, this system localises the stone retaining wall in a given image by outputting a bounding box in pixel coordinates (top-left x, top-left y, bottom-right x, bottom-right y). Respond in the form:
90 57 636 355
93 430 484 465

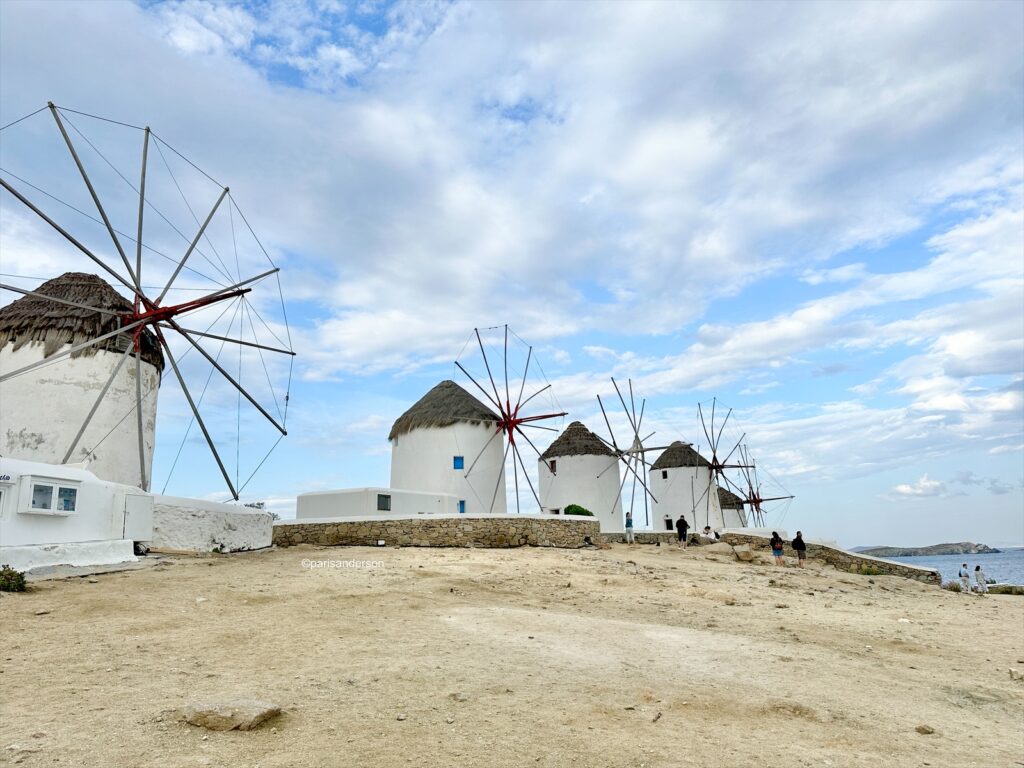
601 532 680 545
273 514 600 549
719 532 940 583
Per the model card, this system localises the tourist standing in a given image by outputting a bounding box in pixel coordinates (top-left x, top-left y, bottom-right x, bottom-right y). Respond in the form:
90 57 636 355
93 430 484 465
676 514 689 548
791 531 807 569
974 565 988 595
958 564 971 594
625 511 635 544
769 531 785 566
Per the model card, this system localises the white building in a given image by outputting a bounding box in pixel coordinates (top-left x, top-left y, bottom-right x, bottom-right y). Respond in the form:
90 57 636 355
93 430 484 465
649 441 725 533
538 420 623 532
389 380 507 515
717 486 748 528
297 487 459 518
0 273 162 490
0 456 152 572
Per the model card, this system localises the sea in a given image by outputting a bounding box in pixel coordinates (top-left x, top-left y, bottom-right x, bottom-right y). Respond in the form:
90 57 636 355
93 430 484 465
886 548 1024 585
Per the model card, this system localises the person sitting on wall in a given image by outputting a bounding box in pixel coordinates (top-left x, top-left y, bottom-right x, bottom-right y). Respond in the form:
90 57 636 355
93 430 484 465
701 525 720 540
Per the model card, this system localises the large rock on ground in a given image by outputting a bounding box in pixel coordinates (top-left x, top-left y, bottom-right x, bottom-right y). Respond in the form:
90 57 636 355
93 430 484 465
733 544 756 562
182 699 282 731
703 542 735 555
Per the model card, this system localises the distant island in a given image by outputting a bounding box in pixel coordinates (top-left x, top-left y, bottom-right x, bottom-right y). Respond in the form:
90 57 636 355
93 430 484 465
855 542 1001 557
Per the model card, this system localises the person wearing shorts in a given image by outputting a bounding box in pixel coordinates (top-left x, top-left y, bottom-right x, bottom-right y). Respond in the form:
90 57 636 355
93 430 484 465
769 531 785 565
625 511 635 544
792 531 807 568
675 515 689 548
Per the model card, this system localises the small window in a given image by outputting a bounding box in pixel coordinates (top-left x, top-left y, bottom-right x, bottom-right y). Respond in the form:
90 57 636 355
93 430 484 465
661 470 668 480
664 518 673 531
548 460 557 473
31 484 53 510
458 500 466 514
376 494 391 511
552 508 560 515
453 456 464 470
57 487 78 512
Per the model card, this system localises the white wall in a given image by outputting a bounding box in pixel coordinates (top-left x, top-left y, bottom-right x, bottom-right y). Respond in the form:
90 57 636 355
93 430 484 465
0 457 151 571
297 487 458 519
150 495 273 553
649 465 725 533
538 454 624 532
0 343 160 490
390 422 507 515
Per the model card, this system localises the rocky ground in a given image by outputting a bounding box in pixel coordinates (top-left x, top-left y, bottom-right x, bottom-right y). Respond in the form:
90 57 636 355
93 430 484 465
1 543 1022 767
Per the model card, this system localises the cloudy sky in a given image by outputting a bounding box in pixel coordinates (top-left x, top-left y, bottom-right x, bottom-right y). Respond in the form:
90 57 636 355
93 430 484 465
1 0 1021 547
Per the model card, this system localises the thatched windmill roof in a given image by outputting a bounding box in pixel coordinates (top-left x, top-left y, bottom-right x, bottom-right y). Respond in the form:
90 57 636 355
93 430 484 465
541 421 613 459
0 272 164 370
651 440 710 469
718 486 745 509
389 380 499 440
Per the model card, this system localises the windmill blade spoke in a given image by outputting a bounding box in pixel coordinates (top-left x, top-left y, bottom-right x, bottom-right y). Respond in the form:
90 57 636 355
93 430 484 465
597 394 619 451
158 331 238 500
49 104 139 290
157 186 230 303
714 408 732 453
463 427 502 478
135 127 150 297
61 344 133 463
641 459 649 527
697 402 715 455
511 438 521 514
135 352 148 491
0 283 120 315
512 425 545 460
628 380 638 431
518 423 559 432
636 397 646 435
0 317 147 383
512 442 541 512
503 324 510 409
721 433 746 466
474 328 504 413
488 439 512 513
0 177 138 295
518 382 552 410
612 378 637 433
165 325 296 355
167 320 286 435
454 361 503 412
620 452 657 504
515 345 532 409
628 456 638 521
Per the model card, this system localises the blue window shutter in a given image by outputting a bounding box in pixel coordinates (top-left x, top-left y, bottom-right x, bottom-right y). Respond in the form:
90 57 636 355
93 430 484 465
453 455 464 470
458 500 466 514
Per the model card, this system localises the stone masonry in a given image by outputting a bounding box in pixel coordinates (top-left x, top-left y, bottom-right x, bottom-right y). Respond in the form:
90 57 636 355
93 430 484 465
273 515 601 549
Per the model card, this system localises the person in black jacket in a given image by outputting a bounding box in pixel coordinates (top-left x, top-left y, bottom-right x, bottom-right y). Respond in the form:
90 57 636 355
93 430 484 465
675 515 689 549
792 531 807 568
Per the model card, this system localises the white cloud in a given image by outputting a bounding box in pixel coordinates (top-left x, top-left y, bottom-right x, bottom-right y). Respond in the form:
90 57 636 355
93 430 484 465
890 474 947 498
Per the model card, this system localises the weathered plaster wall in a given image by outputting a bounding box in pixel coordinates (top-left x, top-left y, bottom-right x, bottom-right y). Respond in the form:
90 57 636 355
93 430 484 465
0 343 159 489
0 539 136 572
538 454 624 532
273 514 600 549
297 488 458 518
649 465 723 533
150 496 273 553
390 423 507 514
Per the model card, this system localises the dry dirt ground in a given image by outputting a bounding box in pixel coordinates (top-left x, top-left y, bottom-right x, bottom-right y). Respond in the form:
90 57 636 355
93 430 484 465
1 543 1022 768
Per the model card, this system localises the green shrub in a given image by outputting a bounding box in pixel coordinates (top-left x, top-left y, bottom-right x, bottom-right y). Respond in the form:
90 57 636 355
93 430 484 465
0 565 27 592
564 504 593 517
941 580 961 593
858 566 885 576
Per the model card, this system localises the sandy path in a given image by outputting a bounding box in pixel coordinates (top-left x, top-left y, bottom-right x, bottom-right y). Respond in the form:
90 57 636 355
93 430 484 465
1 544 1021 767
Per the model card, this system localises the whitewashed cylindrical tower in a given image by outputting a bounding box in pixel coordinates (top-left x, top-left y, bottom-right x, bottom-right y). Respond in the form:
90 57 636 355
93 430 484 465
389 380 507 514
717 487 748 528
649 441 724 533
538 420 622 531
0 273 163 490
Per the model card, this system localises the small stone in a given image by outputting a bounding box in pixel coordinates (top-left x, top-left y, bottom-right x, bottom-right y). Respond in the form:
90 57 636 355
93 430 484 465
87 579 99 584
396 714 407 721
445 717 455 724
624 706 635 711
33 610 50 616
915 725 935 735
652 712 662 722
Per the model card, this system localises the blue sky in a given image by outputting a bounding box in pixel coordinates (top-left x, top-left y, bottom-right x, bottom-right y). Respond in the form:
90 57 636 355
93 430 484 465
1 0 1021 547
